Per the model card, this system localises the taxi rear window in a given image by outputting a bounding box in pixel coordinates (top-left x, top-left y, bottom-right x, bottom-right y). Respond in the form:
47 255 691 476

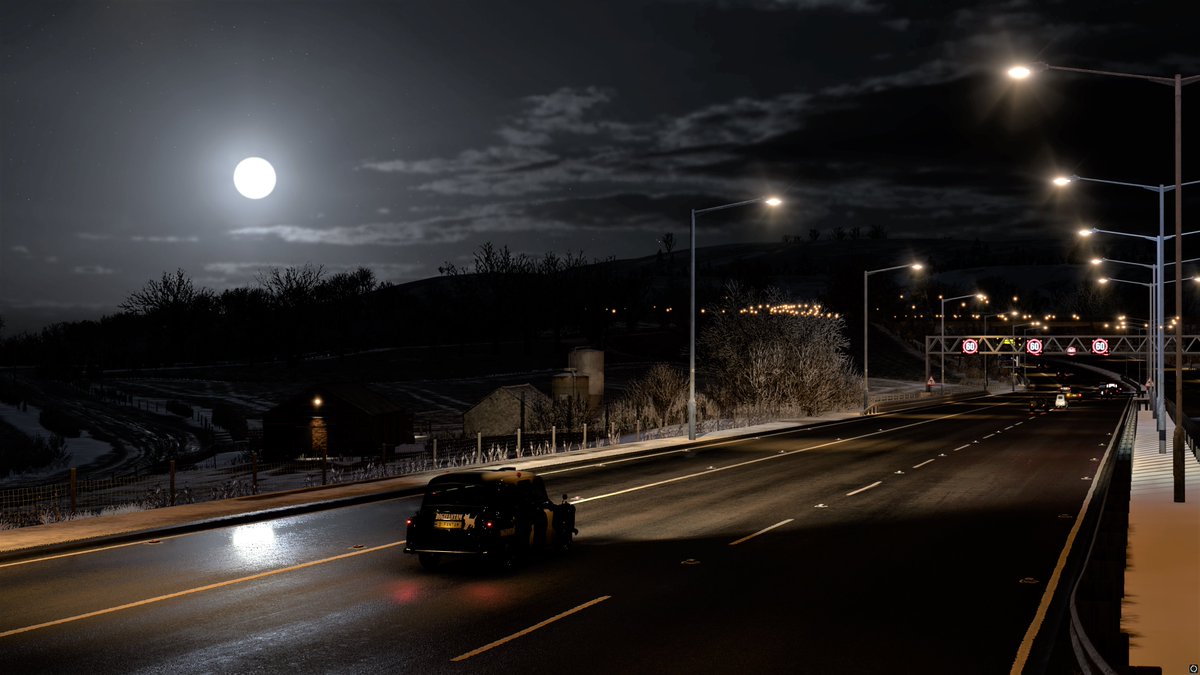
424 482 496 506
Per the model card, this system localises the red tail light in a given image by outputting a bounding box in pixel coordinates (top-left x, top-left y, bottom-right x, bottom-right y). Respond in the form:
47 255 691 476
405 518 413 526
485 520 494 529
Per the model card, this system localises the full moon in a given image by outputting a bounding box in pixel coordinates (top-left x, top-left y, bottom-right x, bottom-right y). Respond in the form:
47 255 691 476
233 157 276 199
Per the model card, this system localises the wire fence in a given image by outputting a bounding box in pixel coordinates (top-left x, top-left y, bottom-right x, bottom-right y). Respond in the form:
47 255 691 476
0 406 824 530
0 422 668 529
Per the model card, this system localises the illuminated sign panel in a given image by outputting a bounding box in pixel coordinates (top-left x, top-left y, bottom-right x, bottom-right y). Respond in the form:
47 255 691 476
1092 338 1109 355
1026 338 1043 355
962 338 979 355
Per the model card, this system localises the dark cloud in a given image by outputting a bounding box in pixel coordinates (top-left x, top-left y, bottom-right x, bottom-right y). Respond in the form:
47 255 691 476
2 0 1199 332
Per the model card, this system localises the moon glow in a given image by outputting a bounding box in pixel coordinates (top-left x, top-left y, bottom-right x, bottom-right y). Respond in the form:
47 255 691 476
233 157 277 199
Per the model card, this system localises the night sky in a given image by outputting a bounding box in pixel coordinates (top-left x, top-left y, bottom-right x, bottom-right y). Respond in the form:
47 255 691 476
3 0 1200 332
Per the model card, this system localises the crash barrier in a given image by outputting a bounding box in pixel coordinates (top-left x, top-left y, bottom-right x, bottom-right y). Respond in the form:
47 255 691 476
864 387 987 415
1064 398 1136 674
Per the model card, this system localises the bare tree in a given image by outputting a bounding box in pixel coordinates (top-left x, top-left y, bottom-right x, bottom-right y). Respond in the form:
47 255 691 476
120 269 213 316
256 263 326 309
700 283 857 417
658 232 675 255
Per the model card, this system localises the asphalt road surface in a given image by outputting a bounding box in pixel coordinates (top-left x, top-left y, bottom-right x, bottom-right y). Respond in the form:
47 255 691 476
0 394 1127 674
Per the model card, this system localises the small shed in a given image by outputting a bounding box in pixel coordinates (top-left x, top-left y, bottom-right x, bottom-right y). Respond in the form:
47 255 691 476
463 384 551 437
262 382 413 460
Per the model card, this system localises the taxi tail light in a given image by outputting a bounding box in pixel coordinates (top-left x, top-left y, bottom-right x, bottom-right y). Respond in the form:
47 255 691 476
485 520 495 529
405 517 413 526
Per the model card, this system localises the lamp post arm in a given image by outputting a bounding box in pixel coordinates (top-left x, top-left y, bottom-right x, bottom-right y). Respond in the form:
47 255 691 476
866 263 915 277
1091 226 1159 242
693 197 764 215
1040 62 1177 86
1071 175 1200 192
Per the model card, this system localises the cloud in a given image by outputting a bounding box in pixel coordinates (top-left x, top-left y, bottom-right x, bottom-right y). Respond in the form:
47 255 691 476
202 261 428 286
77 232 113 241
130 235 200 243
73 265 115 275
362 145 558 175
11 245 30 256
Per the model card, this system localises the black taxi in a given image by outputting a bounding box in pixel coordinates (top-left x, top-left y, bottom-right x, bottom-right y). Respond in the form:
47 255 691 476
404 468 577 570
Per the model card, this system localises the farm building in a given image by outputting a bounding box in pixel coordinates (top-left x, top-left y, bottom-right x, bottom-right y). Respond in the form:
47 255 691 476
262 382 413 460
463 384 551 437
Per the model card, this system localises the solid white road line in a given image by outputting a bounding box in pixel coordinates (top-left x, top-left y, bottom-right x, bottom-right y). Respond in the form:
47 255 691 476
0 541 405 639
729 519 794 546
845 481 882 497
451 595 611 662
912 459 935 469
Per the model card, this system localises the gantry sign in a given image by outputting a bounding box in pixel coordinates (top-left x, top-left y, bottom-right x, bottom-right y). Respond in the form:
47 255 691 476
926 334 1200 358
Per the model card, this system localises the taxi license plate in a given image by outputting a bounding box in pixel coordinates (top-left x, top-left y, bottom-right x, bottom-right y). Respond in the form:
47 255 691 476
433 520 463 529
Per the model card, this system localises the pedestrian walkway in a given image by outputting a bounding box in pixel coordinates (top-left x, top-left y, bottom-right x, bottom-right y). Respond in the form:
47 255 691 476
1122 410 1200 674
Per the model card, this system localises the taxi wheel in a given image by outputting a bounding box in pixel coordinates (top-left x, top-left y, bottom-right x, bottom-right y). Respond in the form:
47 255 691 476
418 553 440 571
492 543 518 572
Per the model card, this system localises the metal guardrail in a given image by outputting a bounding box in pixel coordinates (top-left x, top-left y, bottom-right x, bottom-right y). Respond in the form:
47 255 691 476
1163 398 1200 464
1064 398 1137 674
864 387 987 415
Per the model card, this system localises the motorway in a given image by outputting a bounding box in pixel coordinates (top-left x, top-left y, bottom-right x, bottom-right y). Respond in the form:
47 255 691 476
0 394 1127 674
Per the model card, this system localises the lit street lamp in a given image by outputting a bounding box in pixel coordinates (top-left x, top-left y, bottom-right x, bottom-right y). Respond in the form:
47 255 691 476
939 293 985 392
1062 174 1200 446
863 263 923 411
688 195 782 440
982 311 1018 389
1011 60 1200 501
1083 225 1200 452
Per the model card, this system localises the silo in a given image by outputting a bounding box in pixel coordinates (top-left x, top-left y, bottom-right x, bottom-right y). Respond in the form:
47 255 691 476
551 371 590 402
568 348 604 409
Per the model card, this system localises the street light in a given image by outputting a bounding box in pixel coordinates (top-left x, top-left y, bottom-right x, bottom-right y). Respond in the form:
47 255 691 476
688 195 782 440
1082 224 1200 452
1011 60 1200 502
863 263 923 411
939 293 985 392
982 310 1019 389
1010 321 1043 392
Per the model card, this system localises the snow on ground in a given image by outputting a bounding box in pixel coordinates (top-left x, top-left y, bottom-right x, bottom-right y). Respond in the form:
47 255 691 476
0 402 115 474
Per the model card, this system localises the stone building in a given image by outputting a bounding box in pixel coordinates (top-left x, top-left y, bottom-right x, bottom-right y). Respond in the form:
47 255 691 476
463 384 551 437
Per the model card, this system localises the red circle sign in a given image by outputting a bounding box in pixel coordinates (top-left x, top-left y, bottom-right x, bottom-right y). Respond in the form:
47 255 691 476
962 338 979 355
1026 338 1043 355
1092 338 1109 355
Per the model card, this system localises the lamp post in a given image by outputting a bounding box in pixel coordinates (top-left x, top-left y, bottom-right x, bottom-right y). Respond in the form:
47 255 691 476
1092 254 1200 426
982 311 1018 389
1009 321 1042 392
688 195 781 440
863 263 923 411
1063 175 1200 443
1083 226 1200 451
939 293 985 393
1011 62 1200 500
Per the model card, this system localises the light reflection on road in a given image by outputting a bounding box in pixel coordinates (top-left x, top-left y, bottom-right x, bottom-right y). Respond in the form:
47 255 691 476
231 522 280 565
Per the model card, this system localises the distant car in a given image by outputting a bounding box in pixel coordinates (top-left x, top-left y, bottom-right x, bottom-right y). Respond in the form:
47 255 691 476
404 468 576 571
1029 397 1051 412
1055 394 1068 409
